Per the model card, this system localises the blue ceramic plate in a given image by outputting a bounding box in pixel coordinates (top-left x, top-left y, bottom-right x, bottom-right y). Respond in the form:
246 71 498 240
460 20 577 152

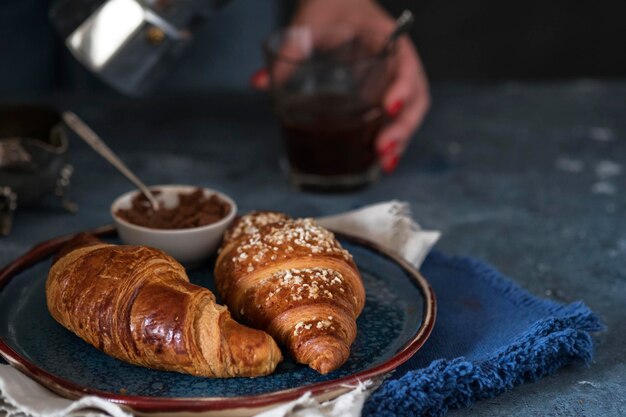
0 228 435 416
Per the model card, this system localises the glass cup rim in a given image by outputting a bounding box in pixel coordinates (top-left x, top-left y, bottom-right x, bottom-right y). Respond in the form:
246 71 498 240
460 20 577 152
262 25 395 67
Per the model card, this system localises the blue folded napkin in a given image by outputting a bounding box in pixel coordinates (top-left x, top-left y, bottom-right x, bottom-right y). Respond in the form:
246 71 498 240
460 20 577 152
363 250 603 417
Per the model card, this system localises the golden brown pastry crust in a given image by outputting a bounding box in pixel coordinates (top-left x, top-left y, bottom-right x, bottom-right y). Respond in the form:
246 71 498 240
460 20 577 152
215 212 365 374
46 236 282 378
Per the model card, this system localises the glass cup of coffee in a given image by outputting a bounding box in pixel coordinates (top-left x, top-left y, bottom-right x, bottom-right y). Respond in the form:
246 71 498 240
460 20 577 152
263 26 395 191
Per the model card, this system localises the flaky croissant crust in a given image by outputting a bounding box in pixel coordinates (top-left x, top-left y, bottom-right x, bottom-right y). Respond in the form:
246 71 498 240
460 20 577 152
215 212 366 374
46 237 281 378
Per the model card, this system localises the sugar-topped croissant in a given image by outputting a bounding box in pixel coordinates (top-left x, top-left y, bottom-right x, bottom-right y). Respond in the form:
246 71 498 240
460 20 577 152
46 234 282 378
215 212 366 374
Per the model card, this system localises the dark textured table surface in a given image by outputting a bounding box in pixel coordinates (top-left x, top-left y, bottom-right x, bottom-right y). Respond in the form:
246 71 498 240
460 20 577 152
1 80 624 416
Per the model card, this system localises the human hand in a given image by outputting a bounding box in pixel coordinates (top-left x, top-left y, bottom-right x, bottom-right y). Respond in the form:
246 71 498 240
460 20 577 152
251 0 430 173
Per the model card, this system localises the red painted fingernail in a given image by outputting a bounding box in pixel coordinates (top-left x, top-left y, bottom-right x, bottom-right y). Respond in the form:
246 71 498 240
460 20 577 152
383 155 400 174
386 100 404 118
250 68 269 88
377 140 399 157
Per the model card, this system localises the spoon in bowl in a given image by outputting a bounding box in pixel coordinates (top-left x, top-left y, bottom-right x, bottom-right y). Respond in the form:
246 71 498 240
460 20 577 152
62 111 161 212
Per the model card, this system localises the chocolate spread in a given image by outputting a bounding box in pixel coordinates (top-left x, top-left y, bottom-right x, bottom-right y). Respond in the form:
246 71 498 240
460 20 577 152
115 188 230 230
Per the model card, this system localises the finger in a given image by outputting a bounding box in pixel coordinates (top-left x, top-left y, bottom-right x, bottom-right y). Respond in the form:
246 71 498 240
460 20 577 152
250 68 270 90
252 30 313 91
377 90 430 155
376 79 430 175
378 106 423 174
268 19 381 90
380 152 400 174
383 37 429 118
269 26 348 87
377 42 430 158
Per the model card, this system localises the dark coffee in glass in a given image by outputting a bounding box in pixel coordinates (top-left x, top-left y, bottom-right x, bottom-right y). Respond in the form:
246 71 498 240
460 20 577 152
264 27 394 191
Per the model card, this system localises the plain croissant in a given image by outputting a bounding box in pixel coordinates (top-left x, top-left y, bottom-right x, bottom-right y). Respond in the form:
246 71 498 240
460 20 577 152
215 212 366 374
46 234 282 378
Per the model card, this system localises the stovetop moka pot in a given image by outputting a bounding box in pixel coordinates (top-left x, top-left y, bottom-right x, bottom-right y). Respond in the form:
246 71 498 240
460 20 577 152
50 0 231 95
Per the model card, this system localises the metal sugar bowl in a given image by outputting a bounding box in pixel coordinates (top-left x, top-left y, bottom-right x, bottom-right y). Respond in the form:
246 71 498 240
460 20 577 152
0 105 76 236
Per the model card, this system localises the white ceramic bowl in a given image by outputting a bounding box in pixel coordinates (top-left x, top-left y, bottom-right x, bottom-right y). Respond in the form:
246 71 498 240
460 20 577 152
111 185 237 266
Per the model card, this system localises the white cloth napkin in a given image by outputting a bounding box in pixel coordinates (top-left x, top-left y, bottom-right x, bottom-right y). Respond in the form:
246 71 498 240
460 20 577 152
0 366 131 417
316 200 441 269
0 201 440 417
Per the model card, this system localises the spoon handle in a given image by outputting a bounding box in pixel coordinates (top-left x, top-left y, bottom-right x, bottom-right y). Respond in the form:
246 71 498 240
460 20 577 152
62 111 160 211
388 10 415 44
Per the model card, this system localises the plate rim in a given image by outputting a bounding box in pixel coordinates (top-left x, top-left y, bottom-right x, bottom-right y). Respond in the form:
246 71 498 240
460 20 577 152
0 225 436 413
